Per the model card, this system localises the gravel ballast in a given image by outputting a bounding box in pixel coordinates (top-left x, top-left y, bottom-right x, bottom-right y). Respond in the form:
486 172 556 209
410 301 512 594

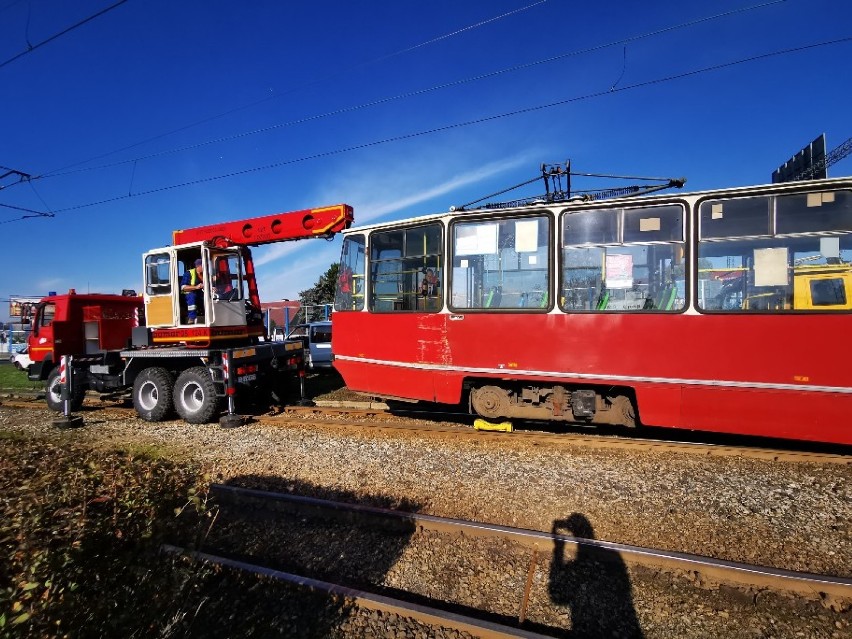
1 404 849 638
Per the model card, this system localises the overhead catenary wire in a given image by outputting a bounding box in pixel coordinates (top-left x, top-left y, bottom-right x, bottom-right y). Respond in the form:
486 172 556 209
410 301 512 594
3 35 848 224
0 0 130 71
37 0 790 180
38 0 551 178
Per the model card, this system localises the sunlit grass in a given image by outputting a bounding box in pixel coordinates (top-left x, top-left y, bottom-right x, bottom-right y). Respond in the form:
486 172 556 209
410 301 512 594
0 364 43 391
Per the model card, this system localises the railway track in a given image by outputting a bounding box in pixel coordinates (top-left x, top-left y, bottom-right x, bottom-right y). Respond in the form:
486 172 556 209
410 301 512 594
4 394 849 636
161 543 554 639
2 396 850 465
274 405 852 465
208 483 852 602
166 483 851 638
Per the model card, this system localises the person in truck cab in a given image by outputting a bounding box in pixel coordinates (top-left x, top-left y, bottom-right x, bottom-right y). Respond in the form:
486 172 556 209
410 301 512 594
181 258 204 323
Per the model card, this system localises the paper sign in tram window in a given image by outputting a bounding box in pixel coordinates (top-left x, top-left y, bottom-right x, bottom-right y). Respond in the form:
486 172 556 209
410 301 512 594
514 220 539 252
807 192 836 207
605 253 634 289
711 203 724 219
753 247 789 287
639 217 661 232
821 237 840 259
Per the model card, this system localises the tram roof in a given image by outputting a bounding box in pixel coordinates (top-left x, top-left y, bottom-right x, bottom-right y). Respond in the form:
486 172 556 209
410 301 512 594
343 175 852 235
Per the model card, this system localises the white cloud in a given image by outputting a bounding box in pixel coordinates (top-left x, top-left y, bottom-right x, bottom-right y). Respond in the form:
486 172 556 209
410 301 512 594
254 152 533 270
252 148 541 301
353 155 532 224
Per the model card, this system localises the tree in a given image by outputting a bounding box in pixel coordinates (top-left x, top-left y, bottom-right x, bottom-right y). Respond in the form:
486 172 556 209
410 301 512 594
298 263 339 320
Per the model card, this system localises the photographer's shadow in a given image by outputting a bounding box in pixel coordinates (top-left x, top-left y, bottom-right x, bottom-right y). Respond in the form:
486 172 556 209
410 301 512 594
548 513 643 638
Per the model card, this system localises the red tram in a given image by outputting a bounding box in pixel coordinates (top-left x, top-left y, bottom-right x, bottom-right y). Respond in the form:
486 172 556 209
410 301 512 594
331 177 852 445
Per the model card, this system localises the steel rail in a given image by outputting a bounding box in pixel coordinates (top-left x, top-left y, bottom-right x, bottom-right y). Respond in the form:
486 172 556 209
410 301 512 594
210 484 852 603
160 544 556 639
265 407 852 465
0 398 848 463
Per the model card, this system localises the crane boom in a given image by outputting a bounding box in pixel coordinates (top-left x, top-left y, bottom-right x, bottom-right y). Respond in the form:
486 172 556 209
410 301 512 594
172 204 353 247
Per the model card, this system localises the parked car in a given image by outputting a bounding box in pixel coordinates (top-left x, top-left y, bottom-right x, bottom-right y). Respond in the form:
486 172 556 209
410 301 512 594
10 346 33 372
286 321 333 370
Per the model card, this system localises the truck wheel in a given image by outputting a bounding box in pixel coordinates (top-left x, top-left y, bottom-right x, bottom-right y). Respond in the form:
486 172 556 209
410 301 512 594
132 367 174 422
45 367 85 412
174 367 219 424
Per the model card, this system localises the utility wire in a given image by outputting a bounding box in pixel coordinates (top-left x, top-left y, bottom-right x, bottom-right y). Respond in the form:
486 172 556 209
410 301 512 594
0 0 25 14
0 0 130 71
37 0 790 179
3 34 847 224
39 0 549 177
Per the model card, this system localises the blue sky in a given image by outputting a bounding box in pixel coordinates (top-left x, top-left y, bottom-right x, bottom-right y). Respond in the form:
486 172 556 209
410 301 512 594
1 0 850 322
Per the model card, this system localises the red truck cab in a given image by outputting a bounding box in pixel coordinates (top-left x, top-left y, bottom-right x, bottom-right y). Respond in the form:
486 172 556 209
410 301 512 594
27 289 143 381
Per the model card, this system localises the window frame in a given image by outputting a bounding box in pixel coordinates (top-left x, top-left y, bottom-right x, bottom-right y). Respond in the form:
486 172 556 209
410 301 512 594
696 189 852 314
448 210 554 313
558 202 687 313
367 223 444 313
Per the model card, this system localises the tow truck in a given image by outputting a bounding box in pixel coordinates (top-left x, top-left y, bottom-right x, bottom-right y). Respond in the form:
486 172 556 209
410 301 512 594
26 204 353 426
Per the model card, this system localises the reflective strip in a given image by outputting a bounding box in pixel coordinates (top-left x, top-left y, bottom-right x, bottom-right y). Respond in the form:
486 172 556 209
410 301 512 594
333 355 852 395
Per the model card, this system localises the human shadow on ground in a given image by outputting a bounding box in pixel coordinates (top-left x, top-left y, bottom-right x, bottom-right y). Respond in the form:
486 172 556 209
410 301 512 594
548 513 644 638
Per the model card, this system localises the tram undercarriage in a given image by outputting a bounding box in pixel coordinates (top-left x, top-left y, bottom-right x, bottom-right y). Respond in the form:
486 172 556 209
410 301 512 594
468 383 637 427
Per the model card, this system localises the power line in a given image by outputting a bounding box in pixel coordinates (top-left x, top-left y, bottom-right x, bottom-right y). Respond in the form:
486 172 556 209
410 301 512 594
39 0 550 177
0 166 30 189
4 35 848 224
0 0 25 14
37 0 790 180
0 0 131 71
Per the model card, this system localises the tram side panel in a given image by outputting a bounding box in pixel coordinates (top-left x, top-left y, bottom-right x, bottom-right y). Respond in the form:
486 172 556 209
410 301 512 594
334 310 851 445
332 312 454 402
443 312 851 444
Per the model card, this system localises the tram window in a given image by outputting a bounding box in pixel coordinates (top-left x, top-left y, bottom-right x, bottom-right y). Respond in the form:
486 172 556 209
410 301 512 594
563 209 618 244
561 245 685 311
623 205 683 242
700 196 771 239
405 225 442 257
145 253 171 295
697 234 852 312
560 205 685 313
335 234 366 312
776 190 852 234
368 224 443 312
450 214 551 311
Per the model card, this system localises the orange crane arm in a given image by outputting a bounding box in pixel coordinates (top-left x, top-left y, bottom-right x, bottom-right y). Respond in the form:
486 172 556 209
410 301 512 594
172 204 353 247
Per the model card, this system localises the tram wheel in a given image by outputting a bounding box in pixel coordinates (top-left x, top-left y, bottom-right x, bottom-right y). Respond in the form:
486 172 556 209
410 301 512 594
471 385 512 419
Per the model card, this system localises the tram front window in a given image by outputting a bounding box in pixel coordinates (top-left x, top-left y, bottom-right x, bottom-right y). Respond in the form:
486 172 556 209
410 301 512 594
335 234 366 311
